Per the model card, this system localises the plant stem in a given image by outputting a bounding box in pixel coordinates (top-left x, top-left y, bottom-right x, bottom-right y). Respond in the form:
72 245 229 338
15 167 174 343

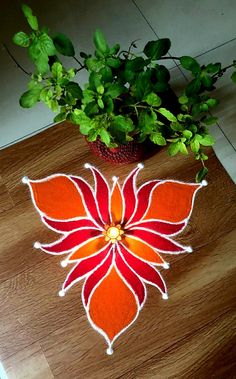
73 56 84 69
212 63 235 78
1 42 31 76
158 56 180 61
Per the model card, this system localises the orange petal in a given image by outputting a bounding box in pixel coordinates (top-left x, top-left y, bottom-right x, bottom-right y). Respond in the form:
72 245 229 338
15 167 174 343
123 236 164 265
88 266 138 342
68 236 107 261
29 175 87 220
110 182 123 223
144 181 200 223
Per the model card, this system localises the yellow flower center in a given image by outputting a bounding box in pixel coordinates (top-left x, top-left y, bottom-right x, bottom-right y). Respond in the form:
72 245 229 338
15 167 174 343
103 223 124 244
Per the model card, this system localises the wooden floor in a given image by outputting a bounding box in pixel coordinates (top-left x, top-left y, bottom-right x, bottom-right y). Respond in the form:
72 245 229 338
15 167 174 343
0 122 236 379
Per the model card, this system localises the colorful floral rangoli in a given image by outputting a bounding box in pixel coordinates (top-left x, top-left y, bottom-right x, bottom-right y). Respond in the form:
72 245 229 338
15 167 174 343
23 164 207 355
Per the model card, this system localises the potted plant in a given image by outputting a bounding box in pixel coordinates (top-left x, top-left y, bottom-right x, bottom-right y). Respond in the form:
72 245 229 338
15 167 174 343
8 4 236 181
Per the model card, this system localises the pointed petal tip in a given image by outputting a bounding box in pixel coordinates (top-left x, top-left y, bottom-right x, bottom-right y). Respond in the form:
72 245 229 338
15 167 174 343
106 346 114 355
112 176 119 182
201 180 208 187
22 176 29 184
186 246 193 253
84 163 92 169
34 241 41 249
162 293 168 300
60 260 68 268
58 290 65 297
137 163 144 169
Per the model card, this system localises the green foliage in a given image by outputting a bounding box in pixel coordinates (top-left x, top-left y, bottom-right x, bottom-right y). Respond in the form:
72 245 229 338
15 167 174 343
13 5 236 181
195 167 208 182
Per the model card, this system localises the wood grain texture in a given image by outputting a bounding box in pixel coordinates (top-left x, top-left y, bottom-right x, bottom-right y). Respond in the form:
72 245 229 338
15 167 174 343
0 121 235 378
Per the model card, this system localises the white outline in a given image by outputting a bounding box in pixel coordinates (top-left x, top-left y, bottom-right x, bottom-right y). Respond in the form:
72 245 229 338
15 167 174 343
42 216 103 234
126 218 187 237
110 178 125 224
119 240 166 267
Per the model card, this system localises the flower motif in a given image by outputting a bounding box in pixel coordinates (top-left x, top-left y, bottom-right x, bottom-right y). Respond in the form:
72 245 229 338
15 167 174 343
23 163 207 355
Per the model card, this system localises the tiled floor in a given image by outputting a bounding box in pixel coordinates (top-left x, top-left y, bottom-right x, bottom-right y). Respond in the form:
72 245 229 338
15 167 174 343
0 0 235 181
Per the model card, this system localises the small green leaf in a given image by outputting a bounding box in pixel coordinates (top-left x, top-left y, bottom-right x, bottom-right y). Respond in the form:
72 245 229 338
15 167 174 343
19 86 42 108
99 128 111 146
201 74 213 88
143 38 171 60
66 82 83 99
98 98 104 109
97 85 104 95
186 78 201 96
231 71 236 83
93 29 109 53
145 92 161 107
206 98 219 107
200 134 215 146
178 95 188 104
179 142 188 155
113 115 134 132
54 112 66 122
202 116 218 126
150 132 166 146
106 57 121 68
71 109 91 134
21 4 38 30
106 83 125 98
87 128 99 142
170 122 184 131
190 139 200 153
12 31 30 47
158 108 177 122
125 57 146 72
53 33 75 56
168 142 180 156
39 33 56 56
195 167 208 183
85 57 103 71
51 62 63 79
182 130 193 139
99 66 113 83
180 56 200 74
110 43 120 55
205 63 221 74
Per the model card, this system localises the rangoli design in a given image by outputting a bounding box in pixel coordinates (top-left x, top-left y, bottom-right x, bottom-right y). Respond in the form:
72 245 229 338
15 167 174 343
22 163 207 354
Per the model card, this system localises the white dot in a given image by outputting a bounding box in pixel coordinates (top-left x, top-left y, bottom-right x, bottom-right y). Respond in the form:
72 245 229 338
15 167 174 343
106 347 113 355
163 262 170 269
61 260 67 267
59 290 65 297
34 242 41 249
112 176 119 182
186 246 193 253
162 293 168 300
84 163 91 169
201 180 208 187
137 163 144 169
22 176 29 184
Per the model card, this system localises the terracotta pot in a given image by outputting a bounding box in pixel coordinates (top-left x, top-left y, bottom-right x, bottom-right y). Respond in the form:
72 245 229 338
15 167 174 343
86 138 145 164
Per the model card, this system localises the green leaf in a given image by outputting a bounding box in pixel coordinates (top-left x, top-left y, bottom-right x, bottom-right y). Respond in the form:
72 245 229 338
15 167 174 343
110 43 120 55
205 63 221 74
35 54 50 75
85 57 103 71
66 82 83 99
21 4 38 30
104 96 114 113
54 112 66 122
84 101 99 116
178 95 188 104
150 132 166 145
155 65 170 82
170 122 184 131
145 92 161 107
98 98 104 109
168 142 180 156
157 108 177 122
106 57 121 68
12 31 30 47
134 71 152 101
40 88 53 102
200 134 215 146
99 128 111 146
180 56 200 74
182 130 193 139
53 33 75 56
93 29 109 53
87 128 99 142
186 78 201 96
19 86 42 108
39 33 56 56
71 109 91 134
201 74 213 88
231 71 236 83
106 83 126 99
190 139 200 153
113 115 134 132
202 116 218 125
125 57 146 72
195 167 208 183
99 66 113 83
143 38 171 60
206 98 219 107
51 62 63 79
97 85 104 95
179 142 188 155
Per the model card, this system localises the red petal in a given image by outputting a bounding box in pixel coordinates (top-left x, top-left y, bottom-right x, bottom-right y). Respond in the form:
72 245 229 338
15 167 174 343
82 249 113 306
39 229 102 254
126 229 185 253
89 166 111 224
128 220 186 236
71 176 102 225
42 217 100 233
115 246 145 306
127 180 159 225
122 166 142 224
62 244 111 291
119 244 167 295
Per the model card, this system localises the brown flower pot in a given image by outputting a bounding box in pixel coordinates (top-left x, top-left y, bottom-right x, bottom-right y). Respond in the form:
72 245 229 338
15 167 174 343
86 138 146 164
